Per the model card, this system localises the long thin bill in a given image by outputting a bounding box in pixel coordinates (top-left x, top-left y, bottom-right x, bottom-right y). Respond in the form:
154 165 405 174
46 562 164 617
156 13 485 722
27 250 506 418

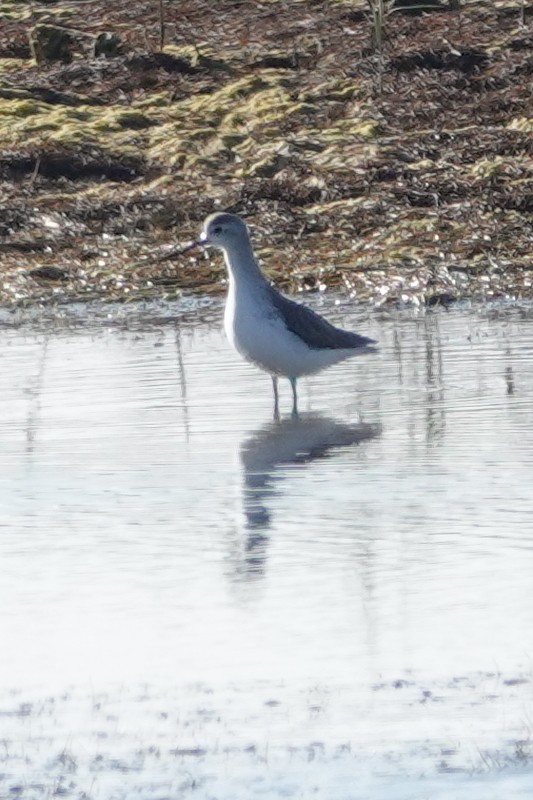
156 239 201 263
179 240 201 254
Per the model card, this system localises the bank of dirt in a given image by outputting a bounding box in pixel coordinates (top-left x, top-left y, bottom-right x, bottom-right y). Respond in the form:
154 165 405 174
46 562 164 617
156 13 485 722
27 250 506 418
0 0 531 308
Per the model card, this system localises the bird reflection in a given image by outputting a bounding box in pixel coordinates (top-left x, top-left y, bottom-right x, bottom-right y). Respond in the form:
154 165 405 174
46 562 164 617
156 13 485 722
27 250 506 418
236 413 381 579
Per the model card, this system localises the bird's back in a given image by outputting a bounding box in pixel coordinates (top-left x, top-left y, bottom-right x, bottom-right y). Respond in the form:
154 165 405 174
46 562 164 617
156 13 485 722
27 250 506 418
268 287 377 353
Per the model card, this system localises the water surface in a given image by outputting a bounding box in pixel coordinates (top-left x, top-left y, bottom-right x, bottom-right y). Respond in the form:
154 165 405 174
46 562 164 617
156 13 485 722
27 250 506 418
1 299 532 796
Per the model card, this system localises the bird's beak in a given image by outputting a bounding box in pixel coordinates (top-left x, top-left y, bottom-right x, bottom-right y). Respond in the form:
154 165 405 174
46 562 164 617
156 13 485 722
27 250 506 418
155 233 206 263
179 239 202 254
155 232 207 264
179 231 208 254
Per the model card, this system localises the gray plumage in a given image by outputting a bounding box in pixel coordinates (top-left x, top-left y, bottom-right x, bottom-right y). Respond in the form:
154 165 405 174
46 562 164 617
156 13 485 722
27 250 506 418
268 286 377 352
188 212 378 416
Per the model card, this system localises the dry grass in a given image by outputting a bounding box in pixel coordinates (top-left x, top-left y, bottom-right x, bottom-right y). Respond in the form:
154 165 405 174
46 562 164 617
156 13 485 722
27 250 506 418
0 0 531 307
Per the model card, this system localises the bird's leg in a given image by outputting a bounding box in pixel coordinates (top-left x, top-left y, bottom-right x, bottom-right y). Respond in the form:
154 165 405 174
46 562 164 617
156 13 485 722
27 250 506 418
272 376 280 422
290 377 299 418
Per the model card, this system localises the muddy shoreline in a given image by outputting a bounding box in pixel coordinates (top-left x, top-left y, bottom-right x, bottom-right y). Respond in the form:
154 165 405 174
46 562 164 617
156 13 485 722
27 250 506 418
0 0 531 308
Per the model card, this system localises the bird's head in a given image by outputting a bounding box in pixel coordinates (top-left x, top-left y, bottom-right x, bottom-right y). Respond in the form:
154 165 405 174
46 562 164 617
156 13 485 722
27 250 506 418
181 213 250 255
198 213 250 250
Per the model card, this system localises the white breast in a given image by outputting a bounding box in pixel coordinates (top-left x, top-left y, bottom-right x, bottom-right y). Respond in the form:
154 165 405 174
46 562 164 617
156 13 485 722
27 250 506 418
224 281 355 379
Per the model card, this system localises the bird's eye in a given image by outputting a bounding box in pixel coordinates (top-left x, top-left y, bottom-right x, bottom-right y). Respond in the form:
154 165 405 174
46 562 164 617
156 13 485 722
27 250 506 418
212 225 222 235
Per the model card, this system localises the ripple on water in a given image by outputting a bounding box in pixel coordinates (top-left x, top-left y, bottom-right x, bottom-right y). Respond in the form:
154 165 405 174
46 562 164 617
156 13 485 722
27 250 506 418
1 301 533 792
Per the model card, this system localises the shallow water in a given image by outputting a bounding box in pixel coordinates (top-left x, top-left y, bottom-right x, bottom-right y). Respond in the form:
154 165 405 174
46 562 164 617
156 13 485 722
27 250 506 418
1 298 533 796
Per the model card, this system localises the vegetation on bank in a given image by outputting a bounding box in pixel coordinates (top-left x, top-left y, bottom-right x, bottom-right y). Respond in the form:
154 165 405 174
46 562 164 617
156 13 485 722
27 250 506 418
0 0 531 307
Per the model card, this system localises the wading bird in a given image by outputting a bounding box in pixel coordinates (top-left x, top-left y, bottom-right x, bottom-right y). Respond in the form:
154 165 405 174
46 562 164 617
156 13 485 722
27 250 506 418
181 213 377 417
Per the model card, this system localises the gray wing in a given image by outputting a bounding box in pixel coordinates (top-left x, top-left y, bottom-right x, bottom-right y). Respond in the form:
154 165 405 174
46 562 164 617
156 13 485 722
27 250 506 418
268 287 377 351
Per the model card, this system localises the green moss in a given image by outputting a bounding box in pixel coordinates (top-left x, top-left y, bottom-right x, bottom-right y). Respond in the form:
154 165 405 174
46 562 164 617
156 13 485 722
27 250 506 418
405 158 437 171
301 78 361 103
0 1 76 21
0 98 144 157
0 1 33 21
0 58 29 72
247 153 292 178
134 92 174 110
467 155 532 179
1 65 369 177
164 43 235 71
507 117 533 133
304 197 372 215
146 71 305 172
92 110 154 132
319 120 379 143
1 98 47 118
312 142 378 172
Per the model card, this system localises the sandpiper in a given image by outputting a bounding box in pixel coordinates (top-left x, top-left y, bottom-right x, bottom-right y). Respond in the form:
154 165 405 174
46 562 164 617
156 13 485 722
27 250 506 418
181 213 377 416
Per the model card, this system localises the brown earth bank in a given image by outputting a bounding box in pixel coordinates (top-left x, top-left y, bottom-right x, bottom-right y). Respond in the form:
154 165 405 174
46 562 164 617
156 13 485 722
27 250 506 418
0 0 531 308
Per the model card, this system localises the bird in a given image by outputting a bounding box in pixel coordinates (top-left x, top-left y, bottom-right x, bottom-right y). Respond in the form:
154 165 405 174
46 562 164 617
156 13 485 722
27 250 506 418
180 212 377 417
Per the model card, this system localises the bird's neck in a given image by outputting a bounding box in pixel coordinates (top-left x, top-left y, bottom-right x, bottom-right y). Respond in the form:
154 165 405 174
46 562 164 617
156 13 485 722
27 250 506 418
223 241 265 290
